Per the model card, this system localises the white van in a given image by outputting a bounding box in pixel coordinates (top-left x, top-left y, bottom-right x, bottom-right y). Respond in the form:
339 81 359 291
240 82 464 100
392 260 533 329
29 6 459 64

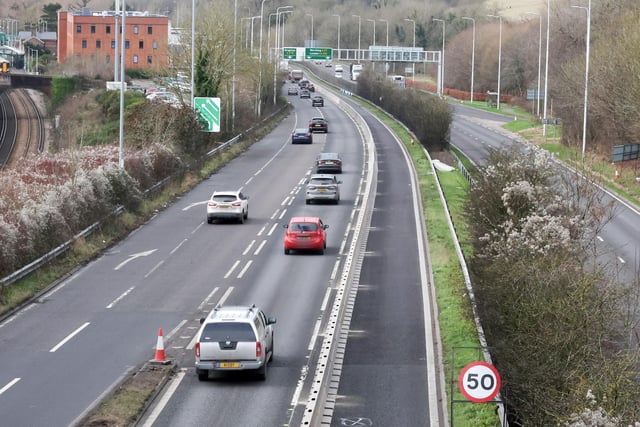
334 64 344 73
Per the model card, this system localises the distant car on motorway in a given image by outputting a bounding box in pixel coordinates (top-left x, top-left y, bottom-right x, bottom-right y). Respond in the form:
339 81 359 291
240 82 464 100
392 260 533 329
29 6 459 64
311 96 324 107
292 128 313 144
309 117 328 133
206 190 249 224
315 152 342 173
299 89 311 99
305 174 341 204
307 83 315 92
287 85 299 95
283 217 329 254
195 304 276 380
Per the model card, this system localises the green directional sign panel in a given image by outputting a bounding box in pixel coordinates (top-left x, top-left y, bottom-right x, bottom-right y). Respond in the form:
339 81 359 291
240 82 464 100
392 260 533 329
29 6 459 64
305 47 332 60
283 47 297 59
194 97 220 133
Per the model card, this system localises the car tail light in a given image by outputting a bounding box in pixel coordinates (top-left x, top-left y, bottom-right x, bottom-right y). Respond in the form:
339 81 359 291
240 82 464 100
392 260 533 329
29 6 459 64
208 201 218 207
328 185 337 190
318 160 325 165
231 201 241 206
195 342 201 359
306 133 312 137
256 342 262 358
307 185 317 190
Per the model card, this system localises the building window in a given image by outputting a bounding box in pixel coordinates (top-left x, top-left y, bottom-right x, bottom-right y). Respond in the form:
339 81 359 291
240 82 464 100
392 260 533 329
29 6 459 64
153 40 158 49
111 40 116 49
133 25 139 34
96 40 101 48
133 55 138 64
147 55 152 64
106 25 111 34
125 40 130 49
147 26 153 35
81 40 87 48
76 25 82 33
139 40 144 49
91 25 96 34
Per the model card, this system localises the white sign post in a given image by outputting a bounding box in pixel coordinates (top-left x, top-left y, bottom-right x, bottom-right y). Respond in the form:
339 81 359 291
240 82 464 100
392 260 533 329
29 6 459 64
458 361 501 403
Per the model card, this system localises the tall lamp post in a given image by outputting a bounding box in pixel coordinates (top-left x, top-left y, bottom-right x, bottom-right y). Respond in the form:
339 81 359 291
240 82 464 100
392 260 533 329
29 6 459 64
366 18 376 46
257 0 271 117
332 14 341 59
572 0 591 159
543 0 551 136
232 0 237 131
461 17 476 103
379 18 388 76
306 13 314 44
487 14 502 109
273 7 292 105
352 15 361 62
433 18 445 96
404 18 416 78
526 12 542 117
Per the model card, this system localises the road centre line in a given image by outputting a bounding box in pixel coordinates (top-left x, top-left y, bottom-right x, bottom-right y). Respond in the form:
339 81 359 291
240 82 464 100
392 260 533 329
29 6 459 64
170 239 188 254
224 260 240 278
267 223 279 236
166 319 187 341
242 240 256 255
50 322 91 352
320 287 331 312
254 240 267 256
330 260 340 281
106 286 135 308
197 287 219 311
279 209 287 220
218 286 234 306
287 197 295 206
237 260 253 278
144 260 164 278
257 224 267 236
270 209 280 220
245 176 253 185
281 196 291 206
308 319 322 351
191 222 204 234
0 378 20 396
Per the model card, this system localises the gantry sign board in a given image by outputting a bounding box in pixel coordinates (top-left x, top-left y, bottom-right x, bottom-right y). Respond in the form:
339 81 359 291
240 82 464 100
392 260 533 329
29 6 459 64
458 361 502 403
283 48 297 60
305 47 332 60
194 97 220 133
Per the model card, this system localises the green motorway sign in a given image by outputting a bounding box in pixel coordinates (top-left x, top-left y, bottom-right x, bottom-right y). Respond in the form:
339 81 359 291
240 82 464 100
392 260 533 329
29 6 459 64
305 47 332 60
194 97 220 132
283 47 297 59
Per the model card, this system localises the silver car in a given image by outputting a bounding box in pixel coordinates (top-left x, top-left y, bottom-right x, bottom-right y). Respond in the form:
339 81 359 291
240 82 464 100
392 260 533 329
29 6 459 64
305 174 342 204
206 190 249 224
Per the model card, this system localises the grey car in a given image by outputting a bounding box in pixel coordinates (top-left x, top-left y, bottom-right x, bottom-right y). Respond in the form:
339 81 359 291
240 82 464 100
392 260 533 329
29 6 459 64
305 174 342 204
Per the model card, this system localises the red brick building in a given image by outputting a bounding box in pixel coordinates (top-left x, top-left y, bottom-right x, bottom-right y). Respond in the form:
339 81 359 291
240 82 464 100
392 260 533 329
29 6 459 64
57 8 169 70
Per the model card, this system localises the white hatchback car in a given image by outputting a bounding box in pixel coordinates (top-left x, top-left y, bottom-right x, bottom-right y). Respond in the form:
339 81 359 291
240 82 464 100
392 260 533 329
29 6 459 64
206 190 249 224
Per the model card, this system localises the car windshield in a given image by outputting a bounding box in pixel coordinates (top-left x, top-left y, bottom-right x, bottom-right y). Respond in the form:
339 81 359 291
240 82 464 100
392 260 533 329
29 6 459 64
200 323 256 342
290 222 319 232
212 194 237 202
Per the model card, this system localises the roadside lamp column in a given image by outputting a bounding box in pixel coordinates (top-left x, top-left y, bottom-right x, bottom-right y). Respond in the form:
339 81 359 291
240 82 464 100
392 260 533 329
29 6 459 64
250 15 260 56
433 18 445 96
257 0 271 117
572 0 591 159
487 14 502 110
526 12 542 117
461 17 476 103
267 12 277 62
332 14 341 59
379 19 388 76
352 15 361 63
306 13 314 45
404 18 416 78
543 0 551 136
366 19 376 46
273 7 293 105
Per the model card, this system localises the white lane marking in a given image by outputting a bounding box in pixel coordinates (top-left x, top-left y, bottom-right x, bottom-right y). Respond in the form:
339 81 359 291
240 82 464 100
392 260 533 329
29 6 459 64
140 370 187 427
596 235 604 242
618 257 626 264
243 240 256 255
114 249 157 270
257 224 267 236
287 197 295 206
182 201 208 211
166 320 188 341
294 186 302 195
144 260 164 278
279 209 287 220
188 287 235 350
330 259 340 281
0 378 20 395
218 286 234 306
267 223 279 236
271 209 280 219
50 322 91 353
290 366 309 406
254 240 267 256
308 319 322 351
224 260 240 279
281 196 290 206
0 304 36 329
320 287 331 312
192 222 204 234
237 260 253 278
245 176 254 185
197 287 219 311
106 286 136 308
170 239 188 255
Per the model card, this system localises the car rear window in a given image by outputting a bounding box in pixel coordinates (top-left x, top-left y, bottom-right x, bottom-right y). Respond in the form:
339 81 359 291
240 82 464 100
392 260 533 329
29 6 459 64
290 223 318 232
310 178 334 185
213 195 237 202
200 323 256 342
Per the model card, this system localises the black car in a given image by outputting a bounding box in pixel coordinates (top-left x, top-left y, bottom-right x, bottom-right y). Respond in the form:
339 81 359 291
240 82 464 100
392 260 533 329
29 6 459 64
308 117 328 133
315 152 342 173
299 89 311 99
311 96 324 107
292 128 313 144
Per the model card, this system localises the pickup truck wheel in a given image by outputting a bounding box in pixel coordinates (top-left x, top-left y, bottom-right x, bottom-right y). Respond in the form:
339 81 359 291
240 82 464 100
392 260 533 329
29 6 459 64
258 362 267 380
197 369 208 381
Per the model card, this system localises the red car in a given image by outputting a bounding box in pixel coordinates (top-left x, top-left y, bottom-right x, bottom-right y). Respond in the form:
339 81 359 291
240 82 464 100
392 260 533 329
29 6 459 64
283 217 329 254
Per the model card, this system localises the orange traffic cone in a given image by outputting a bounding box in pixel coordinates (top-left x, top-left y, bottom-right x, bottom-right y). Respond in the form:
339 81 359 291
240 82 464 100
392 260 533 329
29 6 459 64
615 169 620 180
150 327 171 364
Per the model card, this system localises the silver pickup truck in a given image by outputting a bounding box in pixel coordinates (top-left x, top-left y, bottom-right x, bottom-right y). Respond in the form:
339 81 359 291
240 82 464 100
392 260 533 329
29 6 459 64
195 305 276 380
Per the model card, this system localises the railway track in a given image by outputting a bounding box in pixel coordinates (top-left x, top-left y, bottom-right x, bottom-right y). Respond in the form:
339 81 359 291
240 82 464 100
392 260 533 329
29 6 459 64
0 88 46 170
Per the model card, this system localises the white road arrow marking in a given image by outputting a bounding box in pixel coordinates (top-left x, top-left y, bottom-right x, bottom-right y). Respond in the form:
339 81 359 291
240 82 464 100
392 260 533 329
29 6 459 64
182 201 208 211
114 249 158 270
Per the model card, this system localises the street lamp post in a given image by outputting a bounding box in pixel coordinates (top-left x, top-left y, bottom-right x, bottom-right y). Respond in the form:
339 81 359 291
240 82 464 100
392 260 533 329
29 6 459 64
232 0 237 131
240 17 250 49
250 15 260 56
366 18 376 46
433 18 445 96
461 17 476 103
572 0 591 159
379 19 388 76
332 14 341 59
267 12 277 62
526 12 542 117
306 13 314 45
273 7 293 105
543 1 551 136
487 14 503 110
404 18 416 78
257 0 271 117
352 15 361 63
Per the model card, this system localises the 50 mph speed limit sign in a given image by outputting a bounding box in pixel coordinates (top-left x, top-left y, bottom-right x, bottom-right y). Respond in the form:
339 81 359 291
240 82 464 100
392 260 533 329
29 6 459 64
458 361 501 403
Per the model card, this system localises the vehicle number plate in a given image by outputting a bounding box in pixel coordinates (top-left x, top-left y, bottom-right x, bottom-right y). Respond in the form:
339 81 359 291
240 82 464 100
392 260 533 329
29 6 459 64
219 361 240 368
219 205 229 208
319 188 327 192
298 236 310 240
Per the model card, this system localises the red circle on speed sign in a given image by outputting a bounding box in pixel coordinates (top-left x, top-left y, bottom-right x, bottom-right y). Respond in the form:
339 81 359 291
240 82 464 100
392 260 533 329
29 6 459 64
458 361 501 403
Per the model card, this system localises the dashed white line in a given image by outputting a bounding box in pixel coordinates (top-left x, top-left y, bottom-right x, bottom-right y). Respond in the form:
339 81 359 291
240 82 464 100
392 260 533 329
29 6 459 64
0 378 20 395
237 260 253 278
320 287 331 312
170 239 188 255
254 240 267 256
197 287 219 311
308 319 322 351
218 286 234 306
166 319 188 341
224 260 240 278
618 257 626 264
279 209 287 220
257 225 267 236
271 209 280 220
50 322 91 353
144 260 165 278
281 196 291 206
106 286 135 308
243 240 256 255
245 176 254 185
330 259 340 281
267 223 279 236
